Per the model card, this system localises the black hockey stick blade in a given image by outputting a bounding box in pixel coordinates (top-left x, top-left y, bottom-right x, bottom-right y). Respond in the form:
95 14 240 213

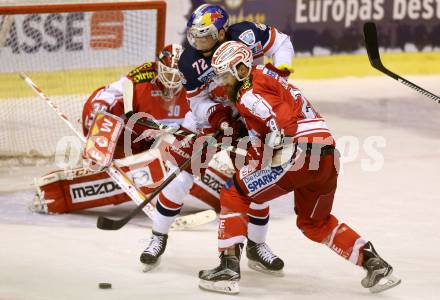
363 22 440 103
363 22 383 70
97 209 138 230
96 167 173 230
97 215 125 230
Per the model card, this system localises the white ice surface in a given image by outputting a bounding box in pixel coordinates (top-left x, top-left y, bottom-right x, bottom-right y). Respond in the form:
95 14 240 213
1 76 440 300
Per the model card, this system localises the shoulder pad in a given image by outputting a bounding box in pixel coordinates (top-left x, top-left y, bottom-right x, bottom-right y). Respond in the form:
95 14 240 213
227 21 269 57
127 62 157 84
238 29 256 46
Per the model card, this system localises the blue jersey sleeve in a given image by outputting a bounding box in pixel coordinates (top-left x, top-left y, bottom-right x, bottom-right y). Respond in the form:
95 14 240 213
226 21 270 57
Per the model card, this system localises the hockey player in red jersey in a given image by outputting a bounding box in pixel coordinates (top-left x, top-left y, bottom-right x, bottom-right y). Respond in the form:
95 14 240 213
198 41 401 294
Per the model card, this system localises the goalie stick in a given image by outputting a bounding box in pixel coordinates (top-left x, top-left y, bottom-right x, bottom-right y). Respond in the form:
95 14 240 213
126 111 196 138
122 78 134 114
363 22 440 104
19 73 216 230
127 113 247 156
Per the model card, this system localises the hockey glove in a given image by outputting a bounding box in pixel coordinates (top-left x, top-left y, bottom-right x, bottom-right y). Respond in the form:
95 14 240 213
265 63 294 78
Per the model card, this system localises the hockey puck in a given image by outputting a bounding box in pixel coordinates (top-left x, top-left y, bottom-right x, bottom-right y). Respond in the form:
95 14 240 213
99 283 112 289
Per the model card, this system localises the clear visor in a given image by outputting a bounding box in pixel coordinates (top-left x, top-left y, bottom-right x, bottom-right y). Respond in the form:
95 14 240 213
187 27 218 52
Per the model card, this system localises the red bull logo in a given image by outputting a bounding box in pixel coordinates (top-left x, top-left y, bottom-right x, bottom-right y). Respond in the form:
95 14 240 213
201 11 223 26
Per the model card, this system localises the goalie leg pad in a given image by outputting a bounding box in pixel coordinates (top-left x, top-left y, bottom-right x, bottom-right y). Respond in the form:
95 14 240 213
33 151 165 214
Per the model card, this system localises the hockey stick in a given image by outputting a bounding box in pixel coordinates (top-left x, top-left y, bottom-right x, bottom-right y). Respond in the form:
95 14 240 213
96 131 221 230
363 22 440 104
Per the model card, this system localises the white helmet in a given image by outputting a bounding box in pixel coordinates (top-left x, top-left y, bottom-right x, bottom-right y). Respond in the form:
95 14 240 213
211 41 253 82
157 43 184 100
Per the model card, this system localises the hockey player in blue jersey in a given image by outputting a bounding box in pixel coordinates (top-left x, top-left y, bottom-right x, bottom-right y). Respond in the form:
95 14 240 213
177 4 295 273
140 4 294 274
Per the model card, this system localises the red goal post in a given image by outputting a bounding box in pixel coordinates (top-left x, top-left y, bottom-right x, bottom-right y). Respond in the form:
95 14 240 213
0 1 166 160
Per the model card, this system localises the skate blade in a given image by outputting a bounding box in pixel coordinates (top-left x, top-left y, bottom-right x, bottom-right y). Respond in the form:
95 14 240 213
142 257 161 273
369 275 401 293
198 279 240 295
247 260 284 277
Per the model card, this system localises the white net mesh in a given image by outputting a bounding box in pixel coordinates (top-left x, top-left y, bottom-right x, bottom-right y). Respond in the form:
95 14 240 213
0 1 164 160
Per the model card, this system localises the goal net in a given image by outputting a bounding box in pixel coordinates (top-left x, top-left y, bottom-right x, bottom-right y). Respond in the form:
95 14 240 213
0 1 165 162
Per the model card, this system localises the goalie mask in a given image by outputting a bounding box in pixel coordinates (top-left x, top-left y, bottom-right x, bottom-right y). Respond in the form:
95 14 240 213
157 44 184 101
186 4 229 53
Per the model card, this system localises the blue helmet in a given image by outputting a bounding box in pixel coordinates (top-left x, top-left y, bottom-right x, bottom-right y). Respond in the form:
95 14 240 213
186 4 229 51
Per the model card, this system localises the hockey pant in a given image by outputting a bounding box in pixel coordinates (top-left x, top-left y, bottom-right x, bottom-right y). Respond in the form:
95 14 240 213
218 147 367 266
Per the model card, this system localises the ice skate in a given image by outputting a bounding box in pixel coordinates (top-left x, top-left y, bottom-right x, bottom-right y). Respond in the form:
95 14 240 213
361 242 401 293
140 231 168 272
28 187 50 214
198 244 242 295
246 239 284 276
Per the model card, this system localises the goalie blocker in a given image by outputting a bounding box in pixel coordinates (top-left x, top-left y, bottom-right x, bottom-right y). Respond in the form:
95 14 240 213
83 111 125 170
